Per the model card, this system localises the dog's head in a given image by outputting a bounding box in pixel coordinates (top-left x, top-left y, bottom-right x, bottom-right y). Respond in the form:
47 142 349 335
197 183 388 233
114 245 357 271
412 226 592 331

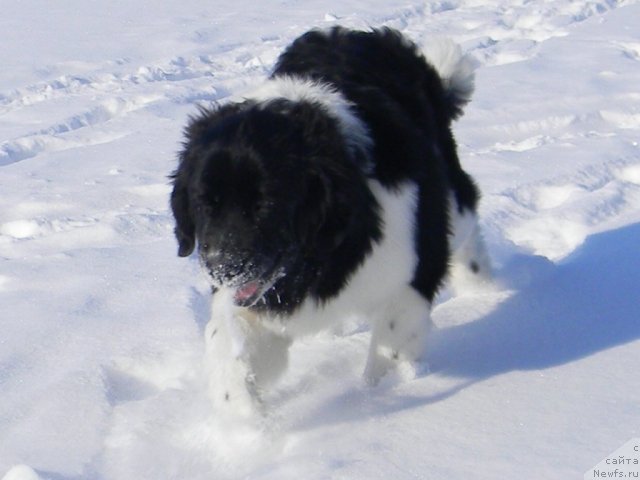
171 100 370 307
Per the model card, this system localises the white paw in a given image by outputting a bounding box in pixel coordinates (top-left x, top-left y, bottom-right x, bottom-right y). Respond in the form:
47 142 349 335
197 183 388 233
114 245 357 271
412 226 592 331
364 352 395 386
206 357 263 418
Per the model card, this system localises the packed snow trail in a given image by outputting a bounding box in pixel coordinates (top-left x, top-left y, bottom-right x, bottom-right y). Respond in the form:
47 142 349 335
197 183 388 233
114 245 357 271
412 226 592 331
1 1 639 479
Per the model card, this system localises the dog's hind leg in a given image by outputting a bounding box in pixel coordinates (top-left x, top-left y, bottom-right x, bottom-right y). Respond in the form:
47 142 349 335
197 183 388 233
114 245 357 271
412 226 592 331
447 197 492 295
364 286 432 385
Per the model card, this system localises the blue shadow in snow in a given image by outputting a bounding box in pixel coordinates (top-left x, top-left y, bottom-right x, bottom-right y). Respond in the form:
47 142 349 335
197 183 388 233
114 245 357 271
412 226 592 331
427 222 640 379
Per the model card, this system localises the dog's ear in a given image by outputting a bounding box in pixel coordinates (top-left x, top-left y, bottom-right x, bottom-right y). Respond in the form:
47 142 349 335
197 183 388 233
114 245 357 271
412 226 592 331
170 172 196 257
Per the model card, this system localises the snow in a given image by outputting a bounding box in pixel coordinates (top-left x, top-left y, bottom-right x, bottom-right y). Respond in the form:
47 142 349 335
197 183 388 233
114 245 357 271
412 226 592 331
1 0 639 479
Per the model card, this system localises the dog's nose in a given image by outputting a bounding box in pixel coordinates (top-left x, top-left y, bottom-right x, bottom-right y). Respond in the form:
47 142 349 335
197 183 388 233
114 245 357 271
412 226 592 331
201 247 242 275
200 243 225 266
201 245 224 264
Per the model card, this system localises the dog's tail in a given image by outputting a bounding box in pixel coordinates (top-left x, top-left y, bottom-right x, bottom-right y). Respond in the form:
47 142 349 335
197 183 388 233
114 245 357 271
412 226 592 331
422 39 476 121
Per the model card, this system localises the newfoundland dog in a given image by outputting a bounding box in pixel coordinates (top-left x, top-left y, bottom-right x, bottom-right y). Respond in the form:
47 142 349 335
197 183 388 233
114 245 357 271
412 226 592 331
171 27 490 415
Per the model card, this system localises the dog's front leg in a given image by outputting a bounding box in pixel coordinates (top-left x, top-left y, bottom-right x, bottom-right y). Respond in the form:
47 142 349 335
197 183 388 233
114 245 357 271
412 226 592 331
364 286 432 385
203 290 262 417
203 289 291 417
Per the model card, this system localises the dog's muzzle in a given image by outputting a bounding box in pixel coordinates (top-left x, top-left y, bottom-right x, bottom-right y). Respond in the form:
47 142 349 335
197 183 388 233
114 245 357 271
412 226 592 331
201 247 284 307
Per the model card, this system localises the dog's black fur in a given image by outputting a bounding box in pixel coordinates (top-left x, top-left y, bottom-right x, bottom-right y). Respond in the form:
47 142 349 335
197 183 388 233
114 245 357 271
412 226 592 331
171 27 478 316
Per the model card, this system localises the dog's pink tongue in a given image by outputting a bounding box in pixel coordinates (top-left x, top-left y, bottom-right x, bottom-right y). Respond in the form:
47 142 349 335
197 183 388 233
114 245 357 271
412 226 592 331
234 282 260 303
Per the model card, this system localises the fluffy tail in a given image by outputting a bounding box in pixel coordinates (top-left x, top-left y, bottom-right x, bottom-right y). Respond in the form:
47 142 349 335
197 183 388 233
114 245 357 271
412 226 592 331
422 39 476 121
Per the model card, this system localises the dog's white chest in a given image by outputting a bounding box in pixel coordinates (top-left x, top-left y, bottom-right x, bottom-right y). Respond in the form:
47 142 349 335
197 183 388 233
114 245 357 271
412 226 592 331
289 180 419 334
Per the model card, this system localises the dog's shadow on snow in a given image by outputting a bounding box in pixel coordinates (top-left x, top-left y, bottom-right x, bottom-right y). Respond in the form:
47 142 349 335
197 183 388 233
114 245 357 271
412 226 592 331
427 221 640 380
295 222 640 429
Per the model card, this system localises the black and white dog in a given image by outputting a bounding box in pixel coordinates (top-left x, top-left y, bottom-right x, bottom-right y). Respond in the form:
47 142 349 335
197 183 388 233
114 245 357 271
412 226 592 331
171 27 490 415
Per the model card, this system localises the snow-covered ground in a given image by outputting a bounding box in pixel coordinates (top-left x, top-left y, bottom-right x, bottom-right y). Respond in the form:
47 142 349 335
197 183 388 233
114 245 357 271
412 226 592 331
1 1 639 479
